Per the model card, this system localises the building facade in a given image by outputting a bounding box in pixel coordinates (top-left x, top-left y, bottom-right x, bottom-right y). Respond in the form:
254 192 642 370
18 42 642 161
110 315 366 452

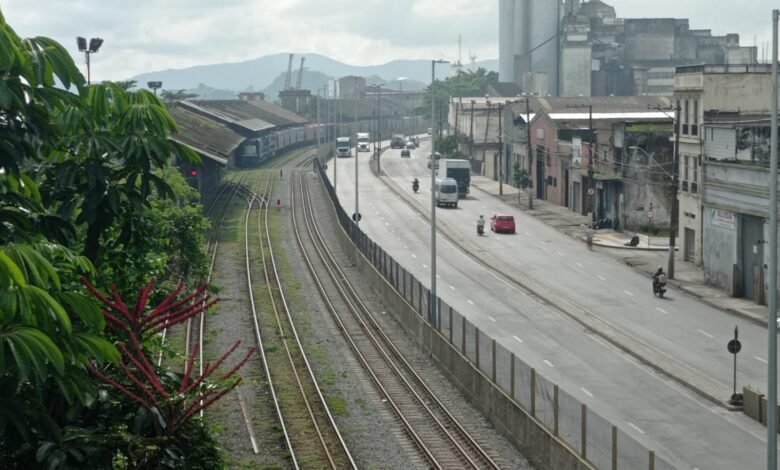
673 64 774 268
499 0 757 97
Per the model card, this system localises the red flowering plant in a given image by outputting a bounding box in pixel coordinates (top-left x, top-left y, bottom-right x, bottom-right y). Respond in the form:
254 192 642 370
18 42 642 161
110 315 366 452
82 277 254 462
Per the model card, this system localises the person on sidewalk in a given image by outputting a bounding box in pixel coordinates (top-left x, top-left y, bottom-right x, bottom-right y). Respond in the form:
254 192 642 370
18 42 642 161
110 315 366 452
586 224 594 250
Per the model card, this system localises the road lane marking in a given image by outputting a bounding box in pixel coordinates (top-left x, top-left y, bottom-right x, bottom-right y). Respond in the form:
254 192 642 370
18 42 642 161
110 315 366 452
489 316 496 322
576 262 584 268
385 222 389 226
656 307 668 314
696 329 714 338
543 360 555 368
449 285 455 290
557 251 564 256
436 274 440 279
467 299 475 305
627 422 646 434
598 275 606 281
580 387 593 398
624 290 634 296
404 245 408 249
422 264 428 269
756 356 768 364
411 254 417 258
513 335 523 344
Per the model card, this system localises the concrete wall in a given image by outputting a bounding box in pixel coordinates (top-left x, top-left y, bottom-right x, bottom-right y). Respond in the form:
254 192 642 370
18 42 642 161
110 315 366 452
702 206 738 293
561 45 592 97
702 72 774 113
624 19 676 62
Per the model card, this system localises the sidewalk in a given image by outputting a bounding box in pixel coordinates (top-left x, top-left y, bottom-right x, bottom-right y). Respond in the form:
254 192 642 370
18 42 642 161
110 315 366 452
470 176 771 327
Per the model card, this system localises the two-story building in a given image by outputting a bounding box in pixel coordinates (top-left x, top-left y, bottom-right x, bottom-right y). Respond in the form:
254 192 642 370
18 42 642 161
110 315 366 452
500 96 673 230
673 64 774 268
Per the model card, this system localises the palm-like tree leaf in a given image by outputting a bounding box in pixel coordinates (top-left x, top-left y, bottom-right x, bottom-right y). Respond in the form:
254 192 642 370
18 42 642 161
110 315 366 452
0 251 25 286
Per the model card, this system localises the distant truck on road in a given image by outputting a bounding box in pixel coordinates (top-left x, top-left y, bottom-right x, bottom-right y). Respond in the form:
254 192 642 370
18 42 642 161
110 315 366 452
437 159 470 197
336 137 351 157
390 134 405 149
356 132 370 152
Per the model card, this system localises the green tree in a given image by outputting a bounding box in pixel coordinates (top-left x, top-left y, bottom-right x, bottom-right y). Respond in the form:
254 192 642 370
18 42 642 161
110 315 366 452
513 162 532 206
160 89 198 103
0 11 119 465
435 134 459 157
41 82 201 265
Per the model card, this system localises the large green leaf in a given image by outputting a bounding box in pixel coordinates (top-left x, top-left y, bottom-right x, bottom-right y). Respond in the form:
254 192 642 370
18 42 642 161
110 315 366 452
2 326 65 381
0 251 25 286
57 291 104 330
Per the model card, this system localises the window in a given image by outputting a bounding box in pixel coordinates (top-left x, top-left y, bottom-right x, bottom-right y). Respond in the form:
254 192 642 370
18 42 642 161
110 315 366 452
692 156 699 183
692 100 699 135
683 155 689 189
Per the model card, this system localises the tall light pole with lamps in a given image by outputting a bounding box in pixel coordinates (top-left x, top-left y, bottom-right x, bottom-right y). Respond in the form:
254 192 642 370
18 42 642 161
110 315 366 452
76 36 103 85
147 81 162 96
430 59 448 327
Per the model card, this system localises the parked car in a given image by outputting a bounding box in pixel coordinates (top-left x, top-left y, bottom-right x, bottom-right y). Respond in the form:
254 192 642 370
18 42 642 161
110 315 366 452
491 214 516 234
401 149 411 158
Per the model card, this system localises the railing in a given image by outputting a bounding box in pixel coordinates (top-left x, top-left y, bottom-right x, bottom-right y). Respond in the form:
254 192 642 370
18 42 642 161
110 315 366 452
315 159 678 470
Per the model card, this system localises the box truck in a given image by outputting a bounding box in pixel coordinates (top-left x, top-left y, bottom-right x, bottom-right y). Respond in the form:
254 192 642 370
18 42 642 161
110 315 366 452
437 159 470 197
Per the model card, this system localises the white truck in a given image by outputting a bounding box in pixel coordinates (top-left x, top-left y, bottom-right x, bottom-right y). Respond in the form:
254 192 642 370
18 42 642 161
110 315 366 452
336 137 351 157
436 159 471 197
356 132 370 152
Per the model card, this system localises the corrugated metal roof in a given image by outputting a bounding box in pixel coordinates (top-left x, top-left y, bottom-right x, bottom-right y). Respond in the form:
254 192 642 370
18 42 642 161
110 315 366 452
168 104 245 162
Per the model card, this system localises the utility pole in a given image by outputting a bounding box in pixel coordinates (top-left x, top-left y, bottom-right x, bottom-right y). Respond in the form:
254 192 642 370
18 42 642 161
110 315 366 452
767 9 778 469
482 101 492 169
567 104 595 221
316 91 320 162
524 98 533 209
469 100 475 158
498 102 503 195
650 102 683 279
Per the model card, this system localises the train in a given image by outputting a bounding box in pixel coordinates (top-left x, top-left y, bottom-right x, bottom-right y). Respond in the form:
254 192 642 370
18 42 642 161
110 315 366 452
237 117 428 167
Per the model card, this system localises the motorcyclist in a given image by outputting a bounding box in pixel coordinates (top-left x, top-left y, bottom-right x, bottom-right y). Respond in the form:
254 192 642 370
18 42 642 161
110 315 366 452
652 266 667 291
477 215 486 235
412 178 419 193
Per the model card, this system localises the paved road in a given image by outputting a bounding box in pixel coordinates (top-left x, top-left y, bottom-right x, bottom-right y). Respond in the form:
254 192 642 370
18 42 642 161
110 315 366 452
325 141 776 469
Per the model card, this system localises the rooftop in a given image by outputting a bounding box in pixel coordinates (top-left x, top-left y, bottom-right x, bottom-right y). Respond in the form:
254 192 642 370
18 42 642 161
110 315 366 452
168 103 245 165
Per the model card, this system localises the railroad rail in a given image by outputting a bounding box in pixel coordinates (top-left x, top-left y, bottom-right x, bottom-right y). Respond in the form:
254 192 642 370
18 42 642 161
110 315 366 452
241 163 354 469
291 167 504 469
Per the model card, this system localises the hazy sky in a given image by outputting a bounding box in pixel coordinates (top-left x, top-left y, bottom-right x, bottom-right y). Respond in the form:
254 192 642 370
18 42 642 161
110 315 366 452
1 0 774 82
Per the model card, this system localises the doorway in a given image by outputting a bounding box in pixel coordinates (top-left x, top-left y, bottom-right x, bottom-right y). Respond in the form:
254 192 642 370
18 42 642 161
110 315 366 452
740 215 764 302
684 228 695 262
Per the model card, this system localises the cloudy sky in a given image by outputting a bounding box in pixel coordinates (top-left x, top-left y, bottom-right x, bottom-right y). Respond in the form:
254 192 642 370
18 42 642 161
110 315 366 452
1 0 774 81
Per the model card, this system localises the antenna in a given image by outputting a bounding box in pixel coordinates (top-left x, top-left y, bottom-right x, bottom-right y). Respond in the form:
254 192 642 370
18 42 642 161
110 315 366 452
469 51 477 71
284 53 294 90
296 56 305 89
453 34 464 75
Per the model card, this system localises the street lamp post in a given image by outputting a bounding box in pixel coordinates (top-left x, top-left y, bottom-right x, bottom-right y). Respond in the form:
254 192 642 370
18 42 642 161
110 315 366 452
147 81 162 96
430 59 448 327
76 36 104 85
767 9 779 469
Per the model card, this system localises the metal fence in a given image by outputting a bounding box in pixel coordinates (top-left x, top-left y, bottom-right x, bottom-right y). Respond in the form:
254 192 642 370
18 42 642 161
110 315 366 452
315 159 677 470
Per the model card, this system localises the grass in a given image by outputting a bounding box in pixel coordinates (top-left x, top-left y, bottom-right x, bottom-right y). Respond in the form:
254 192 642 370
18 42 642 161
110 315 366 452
325 396 349 417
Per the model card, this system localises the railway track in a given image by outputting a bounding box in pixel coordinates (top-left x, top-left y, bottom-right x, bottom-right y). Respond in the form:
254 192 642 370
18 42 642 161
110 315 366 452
291 167 505 469
240 164 354 469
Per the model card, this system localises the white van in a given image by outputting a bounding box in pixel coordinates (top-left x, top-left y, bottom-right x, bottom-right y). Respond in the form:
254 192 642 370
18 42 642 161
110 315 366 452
434 178 459 208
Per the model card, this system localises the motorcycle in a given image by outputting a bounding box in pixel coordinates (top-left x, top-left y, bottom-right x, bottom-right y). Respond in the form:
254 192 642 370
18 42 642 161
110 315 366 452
412 180 419 193
652 273 667 297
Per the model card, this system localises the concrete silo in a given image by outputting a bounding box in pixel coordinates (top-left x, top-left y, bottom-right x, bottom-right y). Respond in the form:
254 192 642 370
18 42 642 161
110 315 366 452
498 0 567 96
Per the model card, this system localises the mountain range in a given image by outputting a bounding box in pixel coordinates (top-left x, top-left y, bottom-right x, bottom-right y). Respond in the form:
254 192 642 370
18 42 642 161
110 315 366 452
130 53 498 98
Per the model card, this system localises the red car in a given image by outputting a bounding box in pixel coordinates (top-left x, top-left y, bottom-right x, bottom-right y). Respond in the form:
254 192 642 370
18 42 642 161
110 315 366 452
491 214 516 234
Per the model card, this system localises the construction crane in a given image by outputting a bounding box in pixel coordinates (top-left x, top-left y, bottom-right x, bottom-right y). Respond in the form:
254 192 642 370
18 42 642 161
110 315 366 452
296 56 305 89
284 53 294 90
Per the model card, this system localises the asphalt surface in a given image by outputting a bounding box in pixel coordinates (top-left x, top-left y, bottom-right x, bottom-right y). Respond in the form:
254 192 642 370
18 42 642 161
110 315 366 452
325 139 778 470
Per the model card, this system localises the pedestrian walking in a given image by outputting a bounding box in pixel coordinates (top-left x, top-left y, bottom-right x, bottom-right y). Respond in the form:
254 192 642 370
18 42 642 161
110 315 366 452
586 224 594 250
275 199 281 212
279 169 283 179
